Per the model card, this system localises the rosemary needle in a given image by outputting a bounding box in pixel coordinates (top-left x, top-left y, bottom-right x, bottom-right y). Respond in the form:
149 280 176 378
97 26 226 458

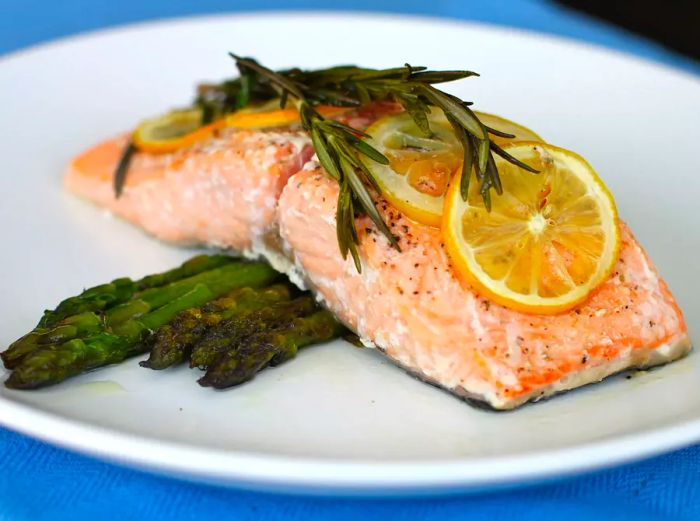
113 141 136 198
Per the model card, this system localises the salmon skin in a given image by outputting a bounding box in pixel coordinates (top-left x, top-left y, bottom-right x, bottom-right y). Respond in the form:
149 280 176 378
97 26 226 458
65 106 691 410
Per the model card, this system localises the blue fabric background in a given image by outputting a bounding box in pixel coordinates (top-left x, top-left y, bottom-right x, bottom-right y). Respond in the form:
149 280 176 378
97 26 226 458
1 1 699 519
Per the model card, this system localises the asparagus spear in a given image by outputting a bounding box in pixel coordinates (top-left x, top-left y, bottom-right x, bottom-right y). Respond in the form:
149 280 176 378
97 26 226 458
1 312 104 369
141 284 292 370
6 285 208 389
5 262 279 389
37 278 135 329
134 254 233 291
1 260 276 370
198 310 343 389
38 254 234 328
189 296 317 369
3 255 237 368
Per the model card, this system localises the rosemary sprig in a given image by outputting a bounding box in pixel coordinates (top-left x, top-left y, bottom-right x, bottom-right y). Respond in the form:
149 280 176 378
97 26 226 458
232 55 399 271
113 56 538 271
194 76 277 124
230 56 537 267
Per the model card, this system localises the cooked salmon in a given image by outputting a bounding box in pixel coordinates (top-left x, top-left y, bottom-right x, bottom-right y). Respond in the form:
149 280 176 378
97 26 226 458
66 128 314 251
277 168 690 409
64 106 691 409
65 103 397 254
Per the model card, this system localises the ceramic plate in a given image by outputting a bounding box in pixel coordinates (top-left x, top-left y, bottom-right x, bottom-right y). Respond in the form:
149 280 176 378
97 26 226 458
0 12 699 494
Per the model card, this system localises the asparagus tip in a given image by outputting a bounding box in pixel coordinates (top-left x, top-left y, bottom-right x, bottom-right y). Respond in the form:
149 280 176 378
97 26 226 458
197 375 213 387
197 372 238 389
139 356 178 370
5 372 36 390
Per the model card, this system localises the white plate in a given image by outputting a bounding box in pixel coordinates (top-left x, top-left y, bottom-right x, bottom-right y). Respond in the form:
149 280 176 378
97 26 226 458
0 12 699 494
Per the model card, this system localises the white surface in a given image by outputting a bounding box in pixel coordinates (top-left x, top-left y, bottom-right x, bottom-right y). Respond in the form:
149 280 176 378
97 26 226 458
0 12 699 494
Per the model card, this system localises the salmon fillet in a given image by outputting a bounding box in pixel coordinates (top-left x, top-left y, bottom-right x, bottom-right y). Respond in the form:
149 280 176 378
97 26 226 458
65 128 314 252
64 109 691 410
277 168 690 409
65 104 396 255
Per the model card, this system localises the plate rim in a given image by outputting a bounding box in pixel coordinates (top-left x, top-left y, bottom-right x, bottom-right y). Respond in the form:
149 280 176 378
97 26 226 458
3 390 700 493
0 11 698 493
2 9 699 84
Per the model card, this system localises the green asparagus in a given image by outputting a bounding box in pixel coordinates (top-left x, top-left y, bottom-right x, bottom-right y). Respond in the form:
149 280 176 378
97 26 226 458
141 284 292 369
134 254 234 291
38 254 234 329
37 278 135 329
4 253 349 394
3 255 237 368
1 311 104 369
5 261 279 389
188 296 317 369
1 260 277 370
198 310 343 389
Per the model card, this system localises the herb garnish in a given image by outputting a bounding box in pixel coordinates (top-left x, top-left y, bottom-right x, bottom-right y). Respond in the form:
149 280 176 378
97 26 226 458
114 55 537 271
113 142 136 198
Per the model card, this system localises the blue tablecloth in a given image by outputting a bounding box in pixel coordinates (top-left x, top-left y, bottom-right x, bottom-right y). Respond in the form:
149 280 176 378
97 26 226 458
1 1 698 519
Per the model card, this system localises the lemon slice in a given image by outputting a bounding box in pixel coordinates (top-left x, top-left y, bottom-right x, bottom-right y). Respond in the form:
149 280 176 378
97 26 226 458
362 109 543 226
443 142 620 314
133 109 224 154
361 109 462 226
226 102 350 129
